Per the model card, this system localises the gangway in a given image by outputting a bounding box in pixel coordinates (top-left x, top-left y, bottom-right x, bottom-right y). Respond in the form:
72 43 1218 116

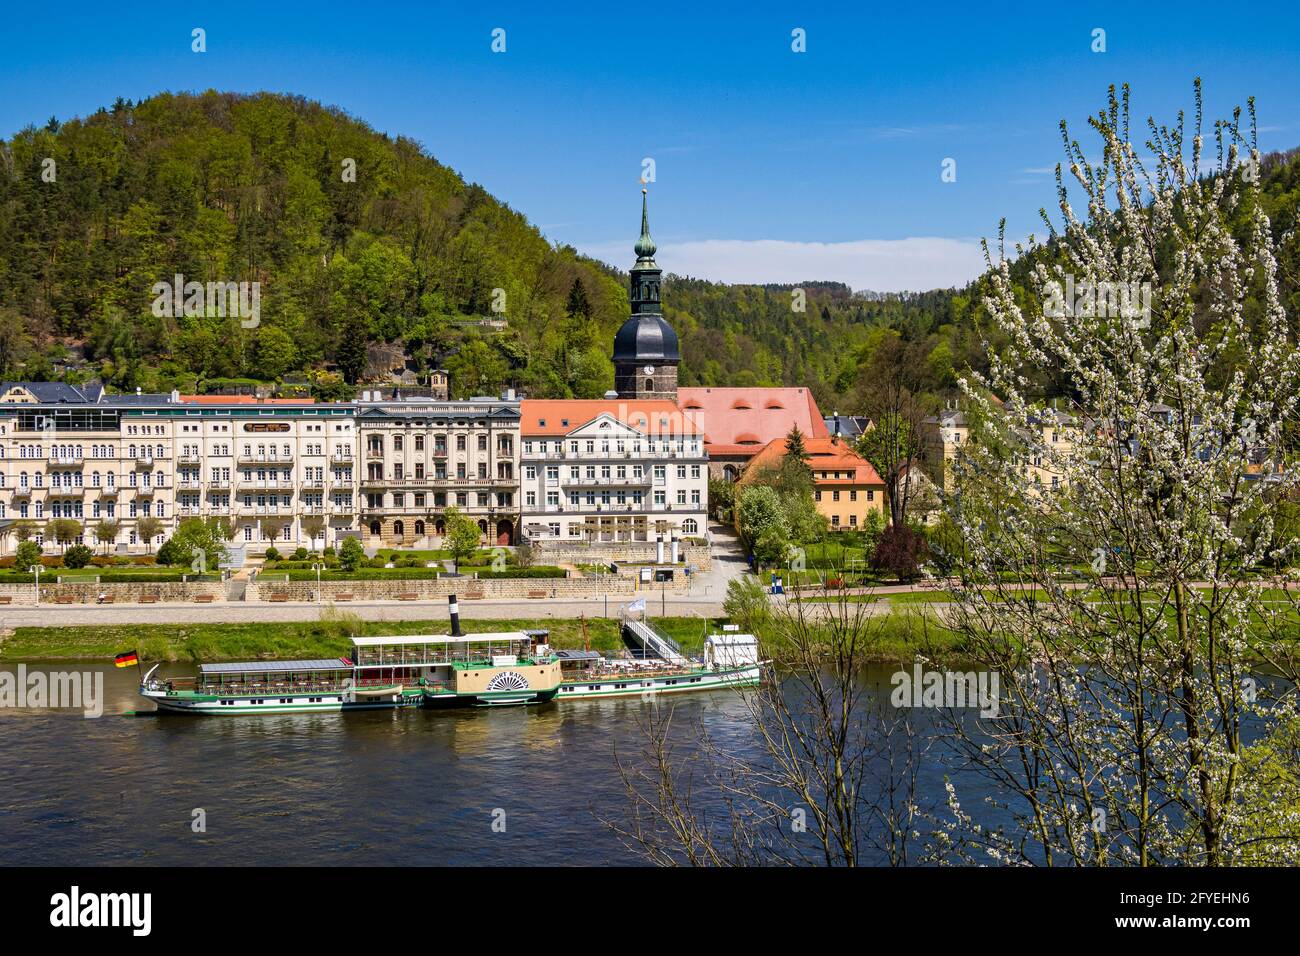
621 618 689 665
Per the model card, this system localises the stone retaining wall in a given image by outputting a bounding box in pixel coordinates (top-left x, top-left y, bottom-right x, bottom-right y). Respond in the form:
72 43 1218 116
0 581 225 606
247 573 688 603
532 541 711 570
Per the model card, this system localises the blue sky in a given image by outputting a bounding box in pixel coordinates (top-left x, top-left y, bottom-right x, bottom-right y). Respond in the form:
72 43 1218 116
2 1 1298 291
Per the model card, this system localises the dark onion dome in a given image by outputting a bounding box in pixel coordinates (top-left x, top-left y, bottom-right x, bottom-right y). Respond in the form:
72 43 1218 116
613 313 680 362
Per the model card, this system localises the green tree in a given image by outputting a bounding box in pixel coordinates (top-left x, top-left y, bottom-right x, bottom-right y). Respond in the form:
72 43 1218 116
255 326 299 380
736 485 790 565
95 520 120 554
446 339 509 398
135 516 163 553
47 517 83 552
16 539 42 569
443 506 481 574
338 536 365 572
167 517 230 571
783 425 811 476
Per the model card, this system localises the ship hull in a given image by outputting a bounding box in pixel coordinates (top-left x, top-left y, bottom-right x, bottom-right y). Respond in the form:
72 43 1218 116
421 686 561 708
141 688 421 715
557 665 761 701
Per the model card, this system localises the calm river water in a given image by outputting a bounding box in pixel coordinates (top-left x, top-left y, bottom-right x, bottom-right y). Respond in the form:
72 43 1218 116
0 661 1002 865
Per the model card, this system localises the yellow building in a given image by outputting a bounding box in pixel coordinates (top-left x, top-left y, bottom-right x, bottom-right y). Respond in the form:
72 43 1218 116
739 435 887 531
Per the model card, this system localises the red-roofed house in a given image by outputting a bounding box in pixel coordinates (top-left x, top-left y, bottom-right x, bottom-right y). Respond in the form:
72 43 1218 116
739 435 887 532
677 386 830 481
519 399 708 542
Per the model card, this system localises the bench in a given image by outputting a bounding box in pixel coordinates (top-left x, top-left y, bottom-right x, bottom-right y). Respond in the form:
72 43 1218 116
528 590 549 599
139 594 158 604
194 594 215 603
0 595 10 605
99 595 115 604
334 593 354 602
268 593 290 603
396 592 419 601
54 595 77 605
462 591 485 600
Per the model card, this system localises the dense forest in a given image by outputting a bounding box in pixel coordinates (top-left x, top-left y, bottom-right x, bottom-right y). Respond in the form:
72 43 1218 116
1 91 1298 410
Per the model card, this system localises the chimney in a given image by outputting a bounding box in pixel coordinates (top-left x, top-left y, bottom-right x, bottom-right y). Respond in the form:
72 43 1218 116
448 593 461 637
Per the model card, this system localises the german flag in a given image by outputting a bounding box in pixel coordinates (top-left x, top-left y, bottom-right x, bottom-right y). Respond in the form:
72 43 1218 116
114 651 139 668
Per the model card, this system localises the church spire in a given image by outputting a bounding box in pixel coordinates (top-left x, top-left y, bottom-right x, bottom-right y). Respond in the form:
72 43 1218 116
634 187 657 264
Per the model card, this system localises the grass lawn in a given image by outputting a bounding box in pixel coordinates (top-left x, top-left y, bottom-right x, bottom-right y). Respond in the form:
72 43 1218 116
0 615 727 662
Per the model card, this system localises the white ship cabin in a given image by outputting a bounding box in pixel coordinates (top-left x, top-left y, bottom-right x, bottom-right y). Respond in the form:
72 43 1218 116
349 633 546 668
193 659 355 695
703 633 760 670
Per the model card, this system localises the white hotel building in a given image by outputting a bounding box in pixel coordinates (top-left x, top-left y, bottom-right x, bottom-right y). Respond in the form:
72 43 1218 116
518 399 708 543
0 385 356 554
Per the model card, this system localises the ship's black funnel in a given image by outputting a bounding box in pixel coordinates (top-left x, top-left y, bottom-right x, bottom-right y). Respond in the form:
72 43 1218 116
448 594 461 636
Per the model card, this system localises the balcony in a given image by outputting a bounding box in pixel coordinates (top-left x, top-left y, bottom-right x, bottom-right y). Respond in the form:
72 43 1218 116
237 478 294 491
134 456 155 468
331 478 354 488
178 479 203 490
330 452 354 464
561 475 651 488
238 504 292 515
209 478 231 489
365 448 385 460
300 477 325 488
237 451 294 464
179 506 204 517
47 456 84 467
177 454 201 465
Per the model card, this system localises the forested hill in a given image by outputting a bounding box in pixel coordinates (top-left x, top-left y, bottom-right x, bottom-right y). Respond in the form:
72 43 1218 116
1 91 1298 412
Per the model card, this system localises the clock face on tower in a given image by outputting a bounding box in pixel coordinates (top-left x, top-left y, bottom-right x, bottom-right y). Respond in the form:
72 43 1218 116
643 365 656 375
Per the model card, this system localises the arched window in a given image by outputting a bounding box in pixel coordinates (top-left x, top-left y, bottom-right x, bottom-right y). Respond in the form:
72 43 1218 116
414 520 425 536
645 378 654 393
369 521 381 536
683 519 699 535
393 520 405 537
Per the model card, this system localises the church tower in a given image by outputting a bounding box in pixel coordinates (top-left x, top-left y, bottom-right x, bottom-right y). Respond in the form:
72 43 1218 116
613 189 680 400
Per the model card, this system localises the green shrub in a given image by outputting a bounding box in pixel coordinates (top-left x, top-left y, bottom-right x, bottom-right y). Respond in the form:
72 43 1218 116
264 546 281 562
63 544 94 569
155 539 182 566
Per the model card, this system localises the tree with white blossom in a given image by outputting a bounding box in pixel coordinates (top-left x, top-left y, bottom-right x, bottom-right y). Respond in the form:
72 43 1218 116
930 82 1300 866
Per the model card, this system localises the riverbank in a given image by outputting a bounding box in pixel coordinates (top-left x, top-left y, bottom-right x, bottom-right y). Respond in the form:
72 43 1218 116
0 607 965 664
0 615 724 661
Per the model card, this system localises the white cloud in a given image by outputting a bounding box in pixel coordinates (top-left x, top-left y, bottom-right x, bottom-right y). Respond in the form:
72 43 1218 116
579 237 986 293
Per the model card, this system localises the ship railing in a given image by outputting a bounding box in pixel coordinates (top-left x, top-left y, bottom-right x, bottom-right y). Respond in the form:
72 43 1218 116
192 679 356 696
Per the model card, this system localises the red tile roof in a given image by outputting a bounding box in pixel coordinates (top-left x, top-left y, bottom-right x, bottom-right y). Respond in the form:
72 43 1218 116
521 399 701 437
676 387 829 456
742 436 884 487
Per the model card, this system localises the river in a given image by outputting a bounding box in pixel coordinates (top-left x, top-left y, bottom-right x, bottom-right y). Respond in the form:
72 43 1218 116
0 661 1006 865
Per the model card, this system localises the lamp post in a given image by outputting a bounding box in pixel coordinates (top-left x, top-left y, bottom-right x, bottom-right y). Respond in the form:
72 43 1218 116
30 564 42 605
312 562 323 604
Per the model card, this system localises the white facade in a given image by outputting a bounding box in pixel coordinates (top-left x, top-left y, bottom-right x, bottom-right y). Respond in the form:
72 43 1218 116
519 405 708 543
0 398 357 555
